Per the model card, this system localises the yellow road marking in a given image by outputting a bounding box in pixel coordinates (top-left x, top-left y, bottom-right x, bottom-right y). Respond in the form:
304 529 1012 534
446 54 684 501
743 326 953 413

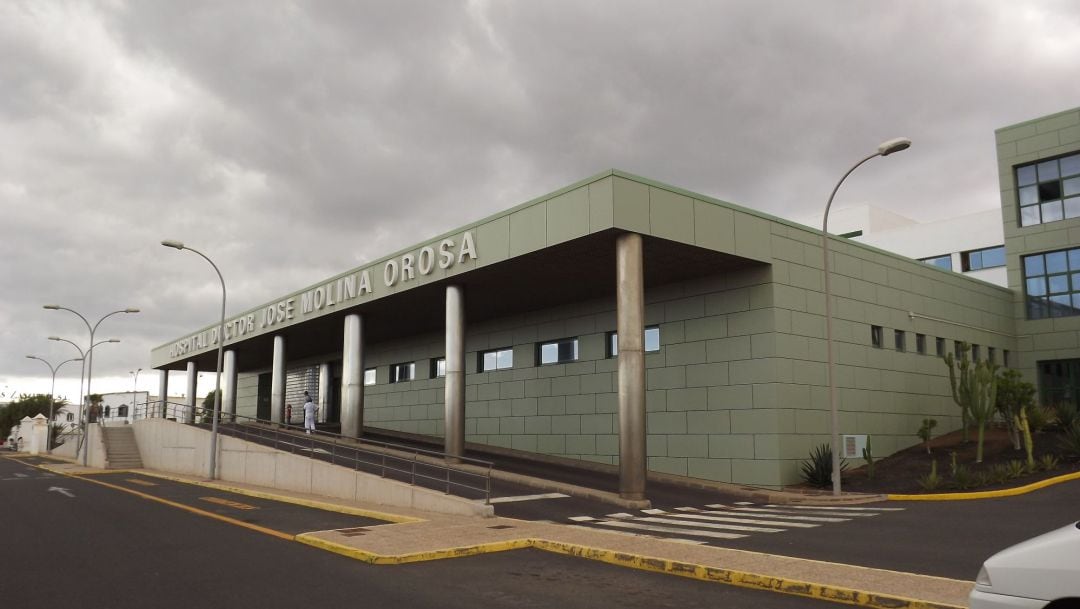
200 496 258 510
125 478 157 487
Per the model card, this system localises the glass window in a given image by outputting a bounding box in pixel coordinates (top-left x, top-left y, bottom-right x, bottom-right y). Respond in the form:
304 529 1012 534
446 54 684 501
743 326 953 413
1017 164 1037 186
1022 247 1080 320
871 326 883 348
118 406 129 417
1004 350 1011 367
1015 155 1080 227
66 413 74 422
935 337 945 357
1062 154 1080 177
432 357 446 378
916 333 927 355
971 344 981 361
920 254 952 271
480 348 513 372
390 362 415 383
894 330 906 352
988 347 997 364
962 246 1006 271
608 327 661 357
364 368 376 385
539 338 579 365
955 341 964 359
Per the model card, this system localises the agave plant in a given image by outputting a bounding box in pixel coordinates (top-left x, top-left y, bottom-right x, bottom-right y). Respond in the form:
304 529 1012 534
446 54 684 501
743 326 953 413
800 443 847 488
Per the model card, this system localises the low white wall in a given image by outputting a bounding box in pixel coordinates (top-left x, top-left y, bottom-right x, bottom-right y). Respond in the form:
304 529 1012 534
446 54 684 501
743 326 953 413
133 419 492 518
86 424 106 469
50 439 78 459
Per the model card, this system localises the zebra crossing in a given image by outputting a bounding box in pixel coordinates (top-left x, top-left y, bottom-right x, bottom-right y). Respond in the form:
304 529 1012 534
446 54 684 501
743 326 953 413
566 502 904 545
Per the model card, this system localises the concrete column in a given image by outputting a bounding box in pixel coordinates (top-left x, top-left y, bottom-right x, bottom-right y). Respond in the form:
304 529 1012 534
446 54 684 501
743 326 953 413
340 314 364 438
271 336 286 425
158 370 169 418
616 232 647 501
318 362 331 423
185 362 197 424
223 349 237 417
444 285 466 459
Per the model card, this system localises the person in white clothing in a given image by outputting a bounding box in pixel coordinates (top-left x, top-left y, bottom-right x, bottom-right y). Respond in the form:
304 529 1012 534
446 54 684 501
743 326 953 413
303 393 317 434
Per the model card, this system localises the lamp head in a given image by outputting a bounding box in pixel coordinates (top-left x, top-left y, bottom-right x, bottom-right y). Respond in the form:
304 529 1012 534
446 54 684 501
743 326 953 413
161 239 185 250
106 339 120 343
878 137 912 157
48 336 60 341
25 355 37 360
43 305 60 310
124 308 140 314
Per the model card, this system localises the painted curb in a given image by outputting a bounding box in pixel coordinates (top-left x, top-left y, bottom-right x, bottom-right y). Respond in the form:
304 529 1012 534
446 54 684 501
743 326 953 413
889 469 1080 501
293 534 964 609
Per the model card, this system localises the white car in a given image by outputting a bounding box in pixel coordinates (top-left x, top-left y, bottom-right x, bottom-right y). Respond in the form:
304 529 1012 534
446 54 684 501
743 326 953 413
970 521 1079 609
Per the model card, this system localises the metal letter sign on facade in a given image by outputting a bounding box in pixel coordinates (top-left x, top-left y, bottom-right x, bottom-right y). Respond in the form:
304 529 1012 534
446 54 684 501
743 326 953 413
166 231 478 361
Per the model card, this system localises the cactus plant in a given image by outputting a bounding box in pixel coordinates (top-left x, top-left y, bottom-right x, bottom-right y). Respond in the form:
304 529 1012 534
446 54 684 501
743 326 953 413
917 418 937 454
945 342 998 462
1014 406 1035 469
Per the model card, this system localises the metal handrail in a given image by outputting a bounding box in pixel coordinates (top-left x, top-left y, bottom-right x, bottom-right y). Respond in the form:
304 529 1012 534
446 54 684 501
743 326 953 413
132 401 494 503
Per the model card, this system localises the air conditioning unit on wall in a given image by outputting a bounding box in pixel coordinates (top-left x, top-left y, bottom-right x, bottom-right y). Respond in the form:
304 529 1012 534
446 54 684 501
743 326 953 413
841 434 868 459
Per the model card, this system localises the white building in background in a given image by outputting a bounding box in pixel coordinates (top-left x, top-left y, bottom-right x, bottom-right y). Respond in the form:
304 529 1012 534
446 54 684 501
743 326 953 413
797 205 1007 287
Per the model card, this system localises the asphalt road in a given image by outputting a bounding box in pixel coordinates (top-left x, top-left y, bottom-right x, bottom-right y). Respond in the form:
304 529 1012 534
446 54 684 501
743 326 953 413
0 456 851 609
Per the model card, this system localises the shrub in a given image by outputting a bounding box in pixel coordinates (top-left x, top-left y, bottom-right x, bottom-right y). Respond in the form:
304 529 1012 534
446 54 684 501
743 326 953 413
1054 403 1079 430
1004 460 1028 479
1038 454 1060 472
918 460 941 491
952 465 975 490
917 419 937 454
988 463 1011 485
1026 405 1054 432
800 444 846 488
1058 423 1080 459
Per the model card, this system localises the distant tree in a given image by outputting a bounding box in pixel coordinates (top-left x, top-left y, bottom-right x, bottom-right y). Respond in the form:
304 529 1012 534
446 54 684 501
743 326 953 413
996 369 1036 450
87 394 103 423
201 390 221 423
0 394 67 440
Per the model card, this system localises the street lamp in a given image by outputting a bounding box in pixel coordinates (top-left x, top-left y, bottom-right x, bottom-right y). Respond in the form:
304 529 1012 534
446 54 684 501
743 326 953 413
822 137 911 496
25 355 83 451
130 368 142 422
162 239 227 480
43 304 138 464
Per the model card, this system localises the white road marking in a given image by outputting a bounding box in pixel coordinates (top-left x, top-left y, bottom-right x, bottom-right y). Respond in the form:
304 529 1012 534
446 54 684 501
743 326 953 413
487 492 570 504
592 520 747 540
14 473 27 478
675 512 821 528
703 509 847 523
674 506 701 512
569 516 597 522
637 516 782 533
641 508 666 515
734 501 754 505
606 513 634 519
766 504 904 511
48 487 75 498
733 507 873 518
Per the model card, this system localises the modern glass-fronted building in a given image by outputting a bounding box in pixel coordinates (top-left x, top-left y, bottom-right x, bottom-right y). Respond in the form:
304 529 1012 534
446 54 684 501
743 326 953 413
152 106 1079 490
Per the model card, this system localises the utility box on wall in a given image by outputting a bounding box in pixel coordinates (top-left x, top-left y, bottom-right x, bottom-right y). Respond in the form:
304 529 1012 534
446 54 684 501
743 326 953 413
842 434 868 459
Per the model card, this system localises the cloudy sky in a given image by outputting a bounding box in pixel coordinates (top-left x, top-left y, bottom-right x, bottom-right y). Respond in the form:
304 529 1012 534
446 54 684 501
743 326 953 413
2 0 1079 403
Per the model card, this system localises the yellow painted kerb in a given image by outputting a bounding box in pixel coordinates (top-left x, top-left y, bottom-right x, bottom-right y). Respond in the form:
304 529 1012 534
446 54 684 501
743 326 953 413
889 470 1080 501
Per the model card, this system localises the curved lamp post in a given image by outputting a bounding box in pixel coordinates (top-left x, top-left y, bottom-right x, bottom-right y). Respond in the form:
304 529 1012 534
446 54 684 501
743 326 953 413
130 368 142 421
25 355 83 451
823 137 911 496
43 305 138 465
48 336 88 440
162 239 226 480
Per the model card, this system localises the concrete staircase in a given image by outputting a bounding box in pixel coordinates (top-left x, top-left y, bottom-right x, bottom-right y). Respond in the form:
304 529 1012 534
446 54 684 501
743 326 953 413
100 426 143 469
